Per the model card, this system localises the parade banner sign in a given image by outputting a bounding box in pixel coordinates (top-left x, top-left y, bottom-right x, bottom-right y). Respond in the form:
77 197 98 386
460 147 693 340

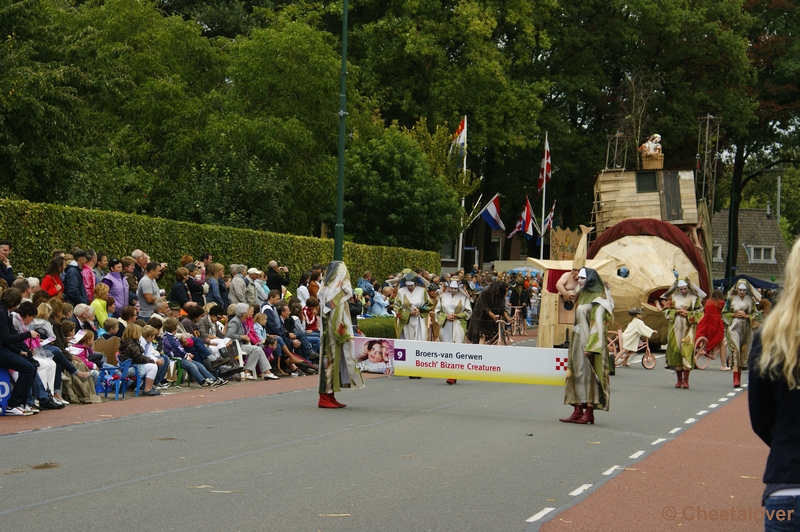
353 337 568 386
550 226 580 260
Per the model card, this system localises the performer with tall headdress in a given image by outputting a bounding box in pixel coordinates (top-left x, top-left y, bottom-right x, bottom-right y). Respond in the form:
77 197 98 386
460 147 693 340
394 272 433 341
560 267 614 425
437 280 472 384
317 261 364 409
663 277 706 389
723 280 761 388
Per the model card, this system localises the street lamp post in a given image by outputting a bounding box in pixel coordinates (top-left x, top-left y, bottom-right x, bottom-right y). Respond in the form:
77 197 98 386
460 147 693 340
334 0 349 262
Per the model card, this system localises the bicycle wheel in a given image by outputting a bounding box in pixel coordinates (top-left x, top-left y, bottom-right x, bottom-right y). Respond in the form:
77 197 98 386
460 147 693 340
641 351 657 370
694 337 711 369
607 332 619 359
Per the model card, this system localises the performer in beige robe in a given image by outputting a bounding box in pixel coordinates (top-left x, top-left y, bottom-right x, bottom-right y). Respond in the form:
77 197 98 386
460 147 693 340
723 281 760 388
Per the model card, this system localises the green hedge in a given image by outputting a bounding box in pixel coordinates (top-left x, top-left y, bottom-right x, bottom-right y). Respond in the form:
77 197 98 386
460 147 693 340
0 199 440 285
358 317 397 339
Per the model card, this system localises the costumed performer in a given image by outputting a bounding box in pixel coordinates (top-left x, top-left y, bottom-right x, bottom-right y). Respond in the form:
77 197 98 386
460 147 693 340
394 272 432 341
317 261 364 409
695 289 729 371
724 280 761 388
437 280 472 385
615 307 655 367
560 268 614 425
466 280 509 344
663 277 705 389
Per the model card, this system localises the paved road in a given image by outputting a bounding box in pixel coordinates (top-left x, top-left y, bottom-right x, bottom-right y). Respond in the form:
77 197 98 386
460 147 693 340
0 349 753 531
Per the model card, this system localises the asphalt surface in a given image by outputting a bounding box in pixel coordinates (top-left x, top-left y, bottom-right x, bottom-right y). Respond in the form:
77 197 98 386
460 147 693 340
0 345 763 532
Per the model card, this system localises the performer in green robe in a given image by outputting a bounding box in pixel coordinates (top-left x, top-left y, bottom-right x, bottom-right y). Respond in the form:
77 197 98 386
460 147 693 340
723 280 761 388
663 277 705 389
317 261 364 409
561 268 614 425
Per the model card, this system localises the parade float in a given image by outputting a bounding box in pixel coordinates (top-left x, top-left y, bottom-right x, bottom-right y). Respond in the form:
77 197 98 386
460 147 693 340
529 135 713 347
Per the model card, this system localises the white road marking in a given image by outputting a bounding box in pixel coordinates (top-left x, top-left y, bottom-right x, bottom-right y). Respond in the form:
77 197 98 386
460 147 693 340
569 484 592 496
651 438 666 445
709 404 719 408
526 508 555 523
669 428 681 434
696 410 708 416
630 451 646 459
727 392 736 396
602 465 620 476
719 398 729 402
685 418 697 424
735 388 743 392
742 384 748 388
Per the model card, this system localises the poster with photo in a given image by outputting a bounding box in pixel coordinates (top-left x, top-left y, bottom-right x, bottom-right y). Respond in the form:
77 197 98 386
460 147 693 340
354 337 395 375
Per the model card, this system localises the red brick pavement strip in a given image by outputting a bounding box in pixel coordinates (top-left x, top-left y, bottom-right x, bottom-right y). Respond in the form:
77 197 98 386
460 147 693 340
539 392 769 532
0 373 386 436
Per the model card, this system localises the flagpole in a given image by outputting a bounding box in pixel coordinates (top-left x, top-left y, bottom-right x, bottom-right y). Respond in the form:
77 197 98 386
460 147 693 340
456 116 467 272
540 132 547 260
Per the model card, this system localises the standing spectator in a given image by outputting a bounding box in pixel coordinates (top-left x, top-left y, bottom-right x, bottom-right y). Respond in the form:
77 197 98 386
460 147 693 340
199 252 213 282
93 252 108 285
13 278 32 302
169 267 192 307
82 249 97 301
357 271 376 299
185 264 205 307
137 262 162 320
296 272 311 307
41 258 66 300
205 263 225 307
229 265 247 306
245 268 262 306
121 256 138 305
63 250 90 305
0 240 14 285
266 261 290 292
132 249 148 281
101 258 129 317
308 270 321 299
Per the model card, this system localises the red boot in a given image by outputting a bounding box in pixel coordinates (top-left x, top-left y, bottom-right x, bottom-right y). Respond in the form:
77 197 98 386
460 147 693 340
573 405 595 425
329 394 347 408
559 404 584 423
682 370 689 389
733 371 741 388
446 379 457 385
318 393 339 409
675 370 684 388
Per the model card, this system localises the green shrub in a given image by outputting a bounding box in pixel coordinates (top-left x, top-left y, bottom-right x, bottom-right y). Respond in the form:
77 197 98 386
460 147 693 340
0 199 440 285
358 317 397 339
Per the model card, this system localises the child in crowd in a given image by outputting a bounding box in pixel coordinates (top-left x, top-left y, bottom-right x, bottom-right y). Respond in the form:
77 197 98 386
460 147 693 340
91 283 111 329
253 312 268 343
118 323 161 396
303 297 320 336
101 318 119 340
141 324 170 389
161 317 224 388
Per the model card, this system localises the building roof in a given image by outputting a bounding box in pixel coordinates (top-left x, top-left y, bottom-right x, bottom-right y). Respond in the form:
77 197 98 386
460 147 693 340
711 208 789 276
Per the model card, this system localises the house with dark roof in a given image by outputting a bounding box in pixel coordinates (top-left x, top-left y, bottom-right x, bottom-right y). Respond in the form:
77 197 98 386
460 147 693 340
710 208 789 285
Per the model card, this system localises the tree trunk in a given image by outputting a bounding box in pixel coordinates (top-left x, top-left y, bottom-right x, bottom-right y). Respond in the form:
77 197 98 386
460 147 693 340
726 142 746 279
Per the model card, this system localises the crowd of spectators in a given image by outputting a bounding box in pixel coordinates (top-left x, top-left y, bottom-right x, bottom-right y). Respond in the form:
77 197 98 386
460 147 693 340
0 239 540 416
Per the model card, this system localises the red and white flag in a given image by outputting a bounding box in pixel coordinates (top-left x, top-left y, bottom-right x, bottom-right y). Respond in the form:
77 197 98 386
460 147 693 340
507 197 536 240
542 200 556 233
537 132 551 195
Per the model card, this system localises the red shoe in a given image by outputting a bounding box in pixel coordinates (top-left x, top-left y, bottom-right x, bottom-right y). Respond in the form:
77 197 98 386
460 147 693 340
318 393 339 409
559 404 584 423
675 370 684 388
682 371 689 389
733 371 741 388
573 405 595 425
446 379 457 385
329 394 347 408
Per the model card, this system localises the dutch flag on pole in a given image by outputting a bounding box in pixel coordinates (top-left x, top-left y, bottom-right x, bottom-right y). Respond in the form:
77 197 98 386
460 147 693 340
449 116 467 157
479 193 505 231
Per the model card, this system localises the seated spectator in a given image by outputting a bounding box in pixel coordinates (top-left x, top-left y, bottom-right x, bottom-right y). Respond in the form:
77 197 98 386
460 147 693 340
64 250 90 305
225 303 277 380
10 300 58 400
90 283 111 328
12 277 32 302
160 317 224 387
288 302 319 359
101 318 119 340
0 334 37 416
181 305 231 366
117 323 161 396
303 297 320 335
72 303 97 334
0 240 14 285
117 305 137 338
69 329 105 370
357 271 376 299
29 301 92 404
40 256 66 299
169 267 192 308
